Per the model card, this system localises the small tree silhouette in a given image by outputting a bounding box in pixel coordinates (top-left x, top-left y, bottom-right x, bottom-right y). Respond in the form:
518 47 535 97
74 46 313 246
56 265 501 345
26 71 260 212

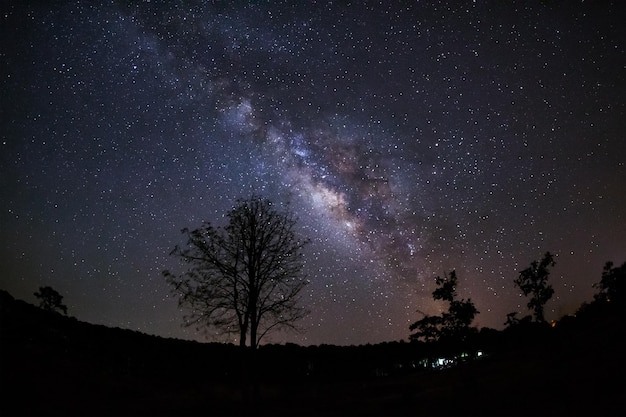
34 286 67 315
504 311 532 328
593 261 625 305
410 270 478 343
513 252 555 323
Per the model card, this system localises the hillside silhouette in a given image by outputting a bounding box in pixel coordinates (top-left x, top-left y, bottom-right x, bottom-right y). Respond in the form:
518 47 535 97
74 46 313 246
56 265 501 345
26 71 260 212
1 289 624 416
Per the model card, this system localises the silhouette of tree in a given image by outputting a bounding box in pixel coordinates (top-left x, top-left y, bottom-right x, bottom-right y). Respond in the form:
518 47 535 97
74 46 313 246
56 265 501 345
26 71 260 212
593 261 625 305
34 286 67 315
504 312 519 327
164 196 309 350
409 314 444 343
513 251 555 323
410 271 479 343
504 311 531 328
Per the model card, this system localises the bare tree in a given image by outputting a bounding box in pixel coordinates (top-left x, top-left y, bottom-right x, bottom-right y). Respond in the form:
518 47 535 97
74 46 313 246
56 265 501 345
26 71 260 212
164 196 309 349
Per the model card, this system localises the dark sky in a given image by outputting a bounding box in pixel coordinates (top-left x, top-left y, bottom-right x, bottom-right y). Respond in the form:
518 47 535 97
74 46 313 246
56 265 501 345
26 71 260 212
1 1 625 346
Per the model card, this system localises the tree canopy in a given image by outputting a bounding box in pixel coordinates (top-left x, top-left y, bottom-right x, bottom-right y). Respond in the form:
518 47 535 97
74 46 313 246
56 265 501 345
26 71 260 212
164 196 309 349
593 261 625 305
513 251 555 323
410 270 478 343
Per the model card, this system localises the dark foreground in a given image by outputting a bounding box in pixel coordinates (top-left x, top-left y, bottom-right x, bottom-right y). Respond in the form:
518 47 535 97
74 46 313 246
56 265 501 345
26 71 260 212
1 290 624 416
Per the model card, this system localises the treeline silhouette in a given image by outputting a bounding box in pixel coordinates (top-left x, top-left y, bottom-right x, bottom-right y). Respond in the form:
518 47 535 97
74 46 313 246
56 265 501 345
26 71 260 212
1 286 624 416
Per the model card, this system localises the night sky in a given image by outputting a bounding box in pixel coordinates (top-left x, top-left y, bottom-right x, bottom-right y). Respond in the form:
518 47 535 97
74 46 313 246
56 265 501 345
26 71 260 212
1 1 625 346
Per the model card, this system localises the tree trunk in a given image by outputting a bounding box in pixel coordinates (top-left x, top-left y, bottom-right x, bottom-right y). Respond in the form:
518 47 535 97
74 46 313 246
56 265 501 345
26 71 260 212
239 328 247 348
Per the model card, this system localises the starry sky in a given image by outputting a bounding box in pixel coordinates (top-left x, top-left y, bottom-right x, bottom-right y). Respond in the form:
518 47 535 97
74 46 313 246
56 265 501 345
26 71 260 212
1 1 625 346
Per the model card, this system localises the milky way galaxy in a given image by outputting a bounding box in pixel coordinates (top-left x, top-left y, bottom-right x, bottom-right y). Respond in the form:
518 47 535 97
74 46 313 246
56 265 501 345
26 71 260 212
1 1 625 345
